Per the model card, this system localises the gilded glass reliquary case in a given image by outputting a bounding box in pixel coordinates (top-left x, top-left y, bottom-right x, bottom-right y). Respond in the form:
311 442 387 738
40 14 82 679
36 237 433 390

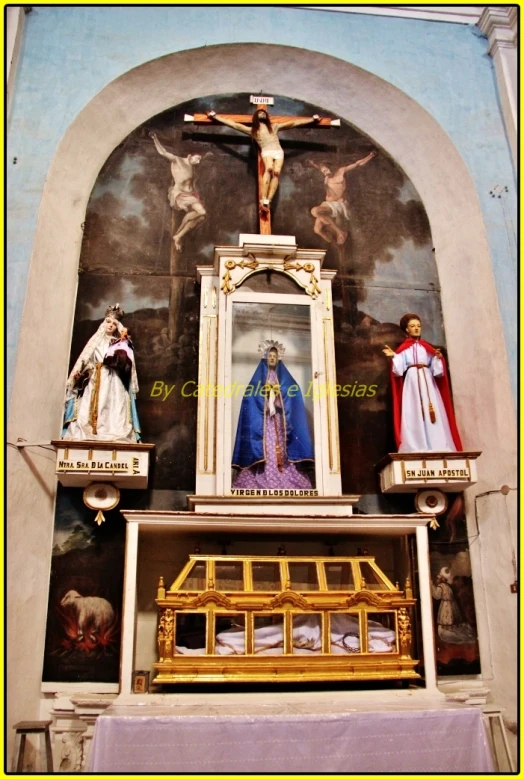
154 553 419 684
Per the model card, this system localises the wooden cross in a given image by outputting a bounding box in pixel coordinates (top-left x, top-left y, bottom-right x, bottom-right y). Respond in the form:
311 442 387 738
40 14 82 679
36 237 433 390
185 99 340 235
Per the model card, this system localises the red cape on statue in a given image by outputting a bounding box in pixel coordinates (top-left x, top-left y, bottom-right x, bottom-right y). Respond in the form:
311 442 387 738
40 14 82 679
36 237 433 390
390 338 463 451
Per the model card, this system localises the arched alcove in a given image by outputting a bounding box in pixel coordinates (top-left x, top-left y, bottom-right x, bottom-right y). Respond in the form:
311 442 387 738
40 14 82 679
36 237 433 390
7 43 517 737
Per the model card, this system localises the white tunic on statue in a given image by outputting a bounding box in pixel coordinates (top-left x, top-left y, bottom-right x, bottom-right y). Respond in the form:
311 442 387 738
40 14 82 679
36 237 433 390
63 334 136 443
392 341 456 453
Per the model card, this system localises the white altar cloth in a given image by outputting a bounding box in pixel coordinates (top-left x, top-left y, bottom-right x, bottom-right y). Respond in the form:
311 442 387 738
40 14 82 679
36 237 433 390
89 693 494 773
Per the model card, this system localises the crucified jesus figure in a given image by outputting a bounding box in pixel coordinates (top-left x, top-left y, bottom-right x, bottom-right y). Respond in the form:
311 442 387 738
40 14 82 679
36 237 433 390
208 107 321 213
150 132 209 251
307 151 376 246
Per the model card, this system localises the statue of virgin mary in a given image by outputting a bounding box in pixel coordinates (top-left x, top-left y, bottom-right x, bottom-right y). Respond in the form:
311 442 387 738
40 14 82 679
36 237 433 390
232 340 314 489
61 304 141 442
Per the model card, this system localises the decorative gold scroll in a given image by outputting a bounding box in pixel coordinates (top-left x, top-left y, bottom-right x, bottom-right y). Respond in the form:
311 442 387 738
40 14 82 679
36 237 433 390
221 257 321 298
283 260 321 298
221 257 259 295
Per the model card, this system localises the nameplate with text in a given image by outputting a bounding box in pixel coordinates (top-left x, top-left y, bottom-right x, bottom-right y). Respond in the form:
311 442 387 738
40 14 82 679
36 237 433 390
404 467 471 480
57 458 139 474
54 444 152 489
231 489 319 497
377 452 480 494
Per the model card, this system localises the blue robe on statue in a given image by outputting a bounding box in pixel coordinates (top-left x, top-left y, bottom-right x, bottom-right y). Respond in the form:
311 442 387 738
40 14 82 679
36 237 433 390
232 359 314 470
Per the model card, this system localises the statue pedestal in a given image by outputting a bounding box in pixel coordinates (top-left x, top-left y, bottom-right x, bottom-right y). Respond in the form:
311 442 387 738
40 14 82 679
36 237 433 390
52 441 154 489
377 451 481 494
376 451 482 515
187 494 359 516
52 440 154 523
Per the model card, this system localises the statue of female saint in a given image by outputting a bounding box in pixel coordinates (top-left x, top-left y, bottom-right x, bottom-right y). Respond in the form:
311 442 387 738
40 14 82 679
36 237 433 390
62 304 141 442
382 313 462 453
232 340 314 488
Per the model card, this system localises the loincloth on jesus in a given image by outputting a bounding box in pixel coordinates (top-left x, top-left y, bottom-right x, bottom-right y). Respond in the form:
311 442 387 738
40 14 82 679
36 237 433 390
168 189 202 211
260 148 284 160
322 199 351 229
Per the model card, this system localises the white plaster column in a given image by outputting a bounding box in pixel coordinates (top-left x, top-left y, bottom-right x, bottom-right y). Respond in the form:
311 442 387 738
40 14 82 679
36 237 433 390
120 523 140 695
478 7 518 166
415 525 437 692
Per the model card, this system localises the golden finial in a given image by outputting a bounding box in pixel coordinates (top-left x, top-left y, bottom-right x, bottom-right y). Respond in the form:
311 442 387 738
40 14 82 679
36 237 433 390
94 510 105 526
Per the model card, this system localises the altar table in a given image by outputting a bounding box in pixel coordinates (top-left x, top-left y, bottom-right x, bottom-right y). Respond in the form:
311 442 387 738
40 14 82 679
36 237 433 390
89 695 494 773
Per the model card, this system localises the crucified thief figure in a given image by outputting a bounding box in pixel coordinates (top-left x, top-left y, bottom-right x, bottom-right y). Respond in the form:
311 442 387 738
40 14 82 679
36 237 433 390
307 151 376 246
208 107 321 213
150 132 208 251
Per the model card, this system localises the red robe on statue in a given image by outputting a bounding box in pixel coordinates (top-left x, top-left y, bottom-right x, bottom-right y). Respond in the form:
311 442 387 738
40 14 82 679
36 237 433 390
390 337 463 451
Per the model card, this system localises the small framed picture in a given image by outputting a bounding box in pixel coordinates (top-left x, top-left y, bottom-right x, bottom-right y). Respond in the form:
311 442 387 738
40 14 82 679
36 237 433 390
132 670 150 693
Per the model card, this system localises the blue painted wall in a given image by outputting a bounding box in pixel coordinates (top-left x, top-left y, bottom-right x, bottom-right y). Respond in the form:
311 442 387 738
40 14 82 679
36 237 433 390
7 6 517 402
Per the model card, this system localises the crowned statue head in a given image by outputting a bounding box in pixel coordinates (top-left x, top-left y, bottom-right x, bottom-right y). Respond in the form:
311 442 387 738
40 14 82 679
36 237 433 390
105 303 125 320
258 339 285 369
103 303 127 338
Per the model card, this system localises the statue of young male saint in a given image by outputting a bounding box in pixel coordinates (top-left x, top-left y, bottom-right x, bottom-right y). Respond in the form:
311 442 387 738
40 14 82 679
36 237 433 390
207 107 321 213
382 314 462 453
62 304 141 442
232 341 314 489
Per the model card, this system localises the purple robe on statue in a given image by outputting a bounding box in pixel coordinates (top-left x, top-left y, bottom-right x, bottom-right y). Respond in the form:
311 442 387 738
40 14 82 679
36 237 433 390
233 368 313 489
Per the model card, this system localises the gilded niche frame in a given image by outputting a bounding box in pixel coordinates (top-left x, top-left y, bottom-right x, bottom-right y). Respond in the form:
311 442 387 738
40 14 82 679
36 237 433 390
195 238 341 499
